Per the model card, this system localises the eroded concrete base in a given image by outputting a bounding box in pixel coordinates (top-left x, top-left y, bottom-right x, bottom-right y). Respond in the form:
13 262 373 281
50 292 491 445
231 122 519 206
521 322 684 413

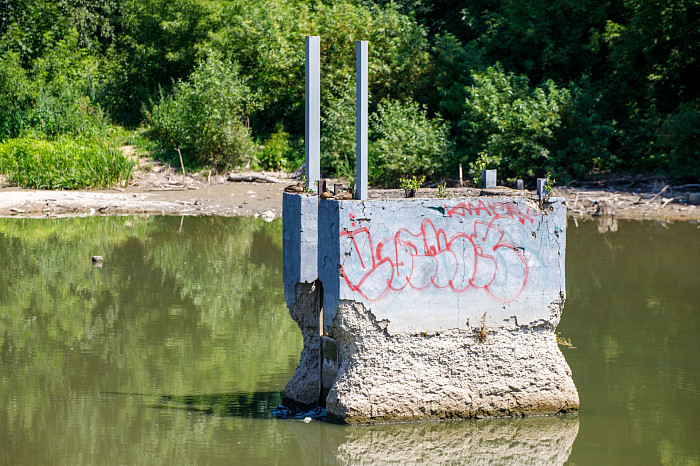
283 282 322 408
305 300 578 424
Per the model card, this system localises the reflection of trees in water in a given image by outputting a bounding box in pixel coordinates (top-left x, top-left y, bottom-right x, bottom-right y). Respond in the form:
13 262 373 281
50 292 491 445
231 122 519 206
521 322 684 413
0 216 302 463
289 416 579 465
562 219 700 464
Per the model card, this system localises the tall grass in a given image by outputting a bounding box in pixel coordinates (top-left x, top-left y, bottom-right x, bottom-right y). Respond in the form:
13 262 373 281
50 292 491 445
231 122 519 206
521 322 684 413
0 137 133 189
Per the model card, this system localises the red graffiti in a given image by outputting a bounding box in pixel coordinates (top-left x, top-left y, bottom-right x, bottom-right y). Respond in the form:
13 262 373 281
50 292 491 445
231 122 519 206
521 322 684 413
339 214 530 304
446 200 537 225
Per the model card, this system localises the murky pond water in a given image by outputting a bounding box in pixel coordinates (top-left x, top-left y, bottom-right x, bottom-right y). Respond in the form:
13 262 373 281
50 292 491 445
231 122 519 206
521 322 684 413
0 216 698 464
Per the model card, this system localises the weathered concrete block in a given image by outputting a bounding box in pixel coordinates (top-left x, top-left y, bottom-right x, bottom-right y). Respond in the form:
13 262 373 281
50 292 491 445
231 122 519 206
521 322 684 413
282 192 322 408
283 192 318 309
319 197 566 333
284 193 578 423
323 300 577 423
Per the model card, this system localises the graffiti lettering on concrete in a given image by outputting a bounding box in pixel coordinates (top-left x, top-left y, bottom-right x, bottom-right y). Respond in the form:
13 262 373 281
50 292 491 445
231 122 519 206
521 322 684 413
340 202 538 304
445 200 538 225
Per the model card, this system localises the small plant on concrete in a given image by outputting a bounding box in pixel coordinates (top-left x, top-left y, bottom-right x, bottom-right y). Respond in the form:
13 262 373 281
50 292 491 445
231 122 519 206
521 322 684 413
400 175 425 197
542 172 556 201
537 172 557 212
437 182 449 198
299 174 315 193
556 332 576 349
476 312 488 343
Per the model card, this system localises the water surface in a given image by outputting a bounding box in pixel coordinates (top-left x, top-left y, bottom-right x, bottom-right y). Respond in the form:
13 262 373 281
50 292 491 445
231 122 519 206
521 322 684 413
0 216 698 464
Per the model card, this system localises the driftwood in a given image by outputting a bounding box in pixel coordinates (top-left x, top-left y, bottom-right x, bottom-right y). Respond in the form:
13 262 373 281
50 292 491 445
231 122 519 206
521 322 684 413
594 199 617 216
227 172 285 184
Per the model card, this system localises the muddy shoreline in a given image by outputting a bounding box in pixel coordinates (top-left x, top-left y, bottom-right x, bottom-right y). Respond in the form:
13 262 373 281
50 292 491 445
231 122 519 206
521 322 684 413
1 167 699 223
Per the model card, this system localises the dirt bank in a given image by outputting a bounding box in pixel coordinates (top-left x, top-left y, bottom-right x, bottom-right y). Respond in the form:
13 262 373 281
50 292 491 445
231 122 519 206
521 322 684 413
1 164 699 223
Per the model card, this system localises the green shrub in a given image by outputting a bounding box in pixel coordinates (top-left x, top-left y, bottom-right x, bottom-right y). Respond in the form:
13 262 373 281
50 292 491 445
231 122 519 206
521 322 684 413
369 98 452 186
0 137 133 189
550 79 618 182
146 53 258 169
0 30 110 141
256 127 302 172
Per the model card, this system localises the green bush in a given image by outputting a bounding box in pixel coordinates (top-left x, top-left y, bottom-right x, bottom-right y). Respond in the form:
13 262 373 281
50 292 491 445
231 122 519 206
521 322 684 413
369 98 452 186
146 53 258 169
0 137 133 189
0 30 110 141
256 127 302 172
550 79 618 181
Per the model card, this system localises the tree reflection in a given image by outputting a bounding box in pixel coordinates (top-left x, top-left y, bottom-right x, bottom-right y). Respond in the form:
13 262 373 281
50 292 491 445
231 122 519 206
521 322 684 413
0 216 302 464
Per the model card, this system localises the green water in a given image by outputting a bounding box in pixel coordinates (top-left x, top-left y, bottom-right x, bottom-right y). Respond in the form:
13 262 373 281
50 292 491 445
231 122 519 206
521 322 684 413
0 216 698 465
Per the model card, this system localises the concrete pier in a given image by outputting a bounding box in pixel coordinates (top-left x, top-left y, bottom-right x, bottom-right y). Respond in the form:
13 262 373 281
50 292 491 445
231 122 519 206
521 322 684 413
284 35 577 423
283 193 579 423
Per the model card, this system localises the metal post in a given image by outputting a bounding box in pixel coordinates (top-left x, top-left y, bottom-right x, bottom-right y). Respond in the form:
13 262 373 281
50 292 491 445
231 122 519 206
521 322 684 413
305 36 320 190
481 169 497 188
355 41 368 200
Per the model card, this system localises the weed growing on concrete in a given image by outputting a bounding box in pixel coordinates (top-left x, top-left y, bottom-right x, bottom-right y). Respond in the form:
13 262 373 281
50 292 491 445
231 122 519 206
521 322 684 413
299 174 314 193
556 332 576 349
437 182 449 198
545 173 556 197
476 312 488 343
400 175 425 197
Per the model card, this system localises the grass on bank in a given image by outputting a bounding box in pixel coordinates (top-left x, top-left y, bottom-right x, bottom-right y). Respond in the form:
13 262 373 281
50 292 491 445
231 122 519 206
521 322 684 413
0 137 134 189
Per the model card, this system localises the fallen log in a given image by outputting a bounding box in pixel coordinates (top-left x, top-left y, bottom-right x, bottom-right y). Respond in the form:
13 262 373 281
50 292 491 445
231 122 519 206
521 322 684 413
227 172 285 183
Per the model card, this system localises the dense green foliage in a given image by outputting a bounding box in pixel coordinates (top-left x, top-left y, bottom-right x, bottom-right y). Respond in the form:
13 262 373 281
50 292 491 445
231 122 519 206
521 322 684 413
0 0 697 185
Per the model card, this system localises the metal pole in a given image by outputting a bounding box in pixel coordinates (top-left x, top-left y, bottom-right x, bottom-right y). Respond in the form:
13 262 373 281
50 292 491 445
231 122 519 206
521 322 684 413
305 36 320 190
355 41 368 200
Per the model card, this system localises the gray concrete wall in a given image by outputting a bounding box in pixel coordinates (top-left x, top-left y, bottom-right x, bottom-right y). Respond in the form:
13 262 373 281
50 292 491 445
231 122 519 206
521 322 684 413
283 192 318 309
318 197 566 334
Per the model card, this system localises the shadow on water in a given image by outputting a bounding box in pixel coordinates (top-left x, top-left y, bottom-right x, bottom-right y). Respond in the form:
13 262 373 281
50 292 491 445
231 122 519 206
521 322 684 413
152 391 284 419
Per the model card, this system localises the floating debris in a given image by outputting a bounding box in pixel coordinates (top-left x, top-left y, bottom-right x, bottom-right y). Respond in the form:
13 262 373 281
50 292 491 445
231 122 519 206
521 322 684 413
272 405 327 422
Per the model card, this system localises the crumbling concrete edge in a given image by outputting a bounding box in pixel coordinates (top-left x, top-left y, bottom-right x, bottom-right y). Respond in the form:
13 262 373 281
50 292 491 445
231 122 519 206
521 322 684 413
283 281 322 409
322 299 579 424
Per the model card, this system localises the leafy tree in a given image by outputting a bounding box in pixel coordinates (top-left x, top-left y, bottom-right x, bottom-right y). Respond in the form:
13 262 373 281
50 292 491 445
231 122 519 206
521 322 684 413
460 65 571 180
0 52 31 139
